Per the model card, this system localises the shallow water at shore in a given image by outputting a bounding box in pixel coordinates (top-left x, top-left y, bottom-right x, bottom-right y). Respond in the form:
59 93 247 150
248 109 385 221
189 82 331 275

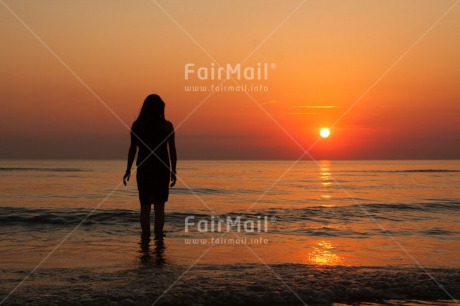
2 262 459 305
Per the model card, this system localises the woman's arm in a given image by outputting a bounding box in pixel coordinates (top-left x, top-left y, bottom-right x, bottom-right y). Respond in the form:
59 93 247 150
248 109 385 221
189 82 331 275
168 123 177 187
123 128 138 186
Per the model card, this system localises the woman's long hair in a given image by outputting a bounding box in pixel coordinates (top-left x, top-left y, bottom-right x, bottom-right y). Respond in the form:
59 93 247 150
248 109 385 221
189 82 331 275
136 94 166 125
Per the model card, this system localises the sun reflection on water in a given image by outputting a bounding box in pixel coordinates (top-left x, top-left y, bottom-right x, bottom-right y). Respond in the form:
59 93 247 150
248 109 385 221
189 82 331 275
308 240 343 265
319 160 333 202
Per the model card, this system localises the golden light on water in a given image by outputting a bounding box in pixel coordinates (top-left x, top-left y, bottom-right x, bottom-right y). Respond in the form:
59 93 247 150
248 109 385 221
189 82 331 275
320 128 331 138
308 240 343 265
320 160 332 199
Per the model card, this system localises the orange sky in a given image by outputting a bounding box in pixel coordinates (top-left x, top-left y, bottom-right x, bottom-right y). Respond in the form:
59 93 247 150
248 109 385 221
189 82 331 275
1 0 459 159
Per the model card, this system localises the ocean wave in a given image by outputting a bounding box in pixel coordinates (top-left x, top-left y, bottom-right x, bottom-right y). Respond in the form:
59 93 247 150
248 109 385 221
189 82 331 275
362 202 460 213
172 187 232 195
171 187 262 196
0 207 217 228
0 264 458 305
0 207 137 226
0 167 89 172
261 201 460 219
2 201 458 227
339 169 460 174
397 169 460 173
2 203 458 239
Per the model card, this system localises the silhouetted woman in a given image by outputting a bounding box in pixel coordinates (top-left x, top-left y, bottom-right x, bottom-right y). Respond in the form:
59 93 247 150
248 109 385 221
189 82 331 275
123 94 177 239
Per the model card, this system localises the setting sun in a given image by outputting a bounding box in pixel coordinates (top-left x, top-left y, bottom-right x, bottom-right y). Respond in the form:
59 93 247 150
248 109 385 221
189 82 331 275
320 128 331 138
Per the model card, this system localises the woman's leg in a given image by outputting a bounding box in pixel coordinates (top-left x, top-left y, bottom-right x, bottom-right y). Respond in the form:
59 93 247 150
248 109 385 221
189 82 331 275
140 204 151 237
153 203 165 236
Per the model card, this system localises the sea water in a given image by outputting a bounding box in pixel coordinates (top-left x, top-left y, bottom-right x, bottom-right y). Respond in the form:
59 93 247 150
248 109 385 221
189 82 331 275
0 160 459 304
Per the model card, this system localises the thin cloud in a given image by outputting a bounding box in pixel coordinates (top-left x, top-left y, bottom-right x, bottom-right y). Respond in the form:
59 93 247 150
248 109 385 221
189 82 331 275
294 105 337 109
290 105 337 115
289 112 316 115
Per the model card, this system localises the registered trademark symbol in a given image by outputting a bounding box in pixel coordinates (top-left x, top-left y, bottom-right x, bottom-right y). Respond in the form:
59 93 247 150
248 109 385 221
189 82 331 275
270 216 276 221
270 63 277 70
